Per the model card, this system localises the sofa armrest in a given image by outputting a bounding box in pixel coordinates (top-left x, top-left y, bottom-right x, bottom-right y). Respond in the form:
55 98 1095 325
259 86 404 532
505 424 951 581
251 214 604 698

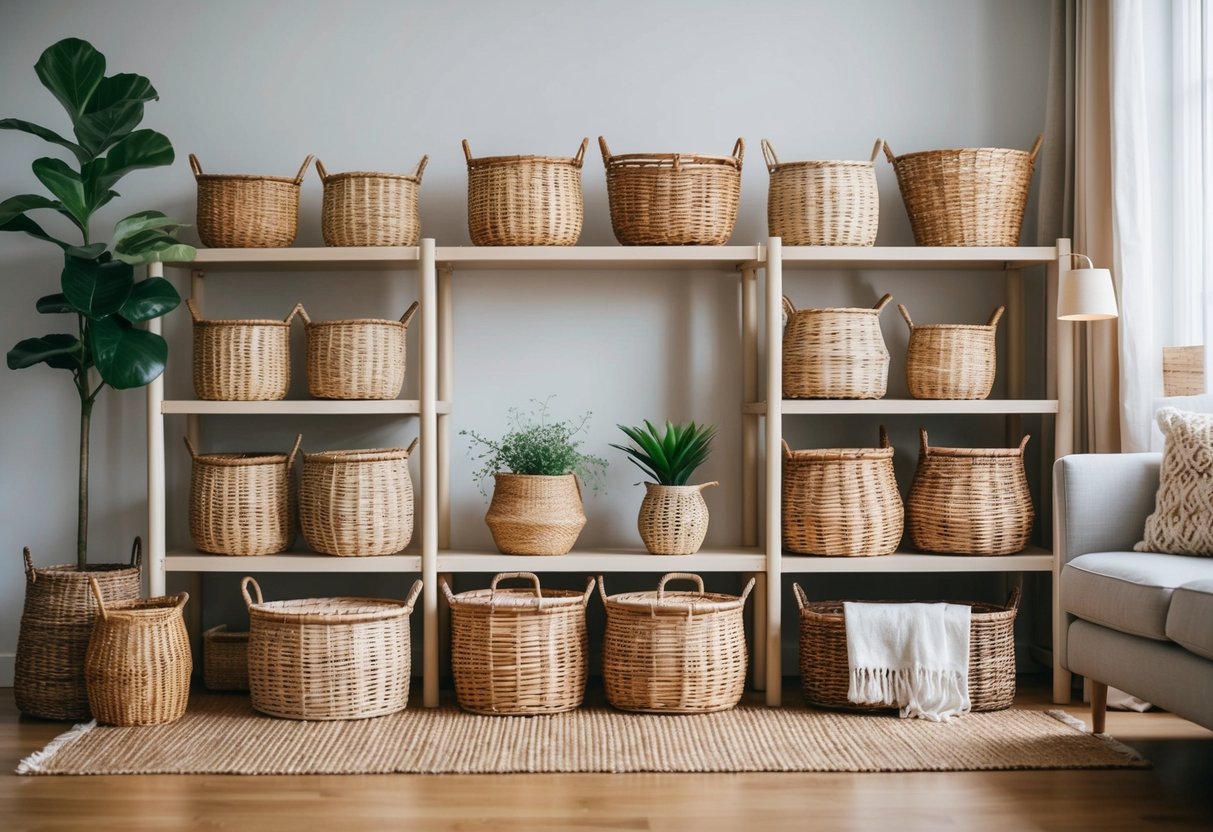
1053 453 1161 564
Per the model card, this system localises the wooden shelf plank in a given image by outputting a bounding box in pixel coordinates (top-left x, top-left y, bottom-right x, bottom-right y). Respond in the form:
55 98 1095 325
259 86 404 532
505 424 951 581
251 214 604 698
162 399 451 415
163 551 421 572
780 245 1057 270
745 399 1059 415
438 546 765 572
781 546 1053 573
436 245 761 271
162 247 421 272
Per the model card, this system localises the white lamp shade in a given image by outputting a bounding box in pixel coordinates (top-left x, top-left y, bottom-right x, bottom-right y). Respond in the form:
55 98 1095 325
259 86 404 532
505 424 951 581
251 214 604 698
1058 267 1119 320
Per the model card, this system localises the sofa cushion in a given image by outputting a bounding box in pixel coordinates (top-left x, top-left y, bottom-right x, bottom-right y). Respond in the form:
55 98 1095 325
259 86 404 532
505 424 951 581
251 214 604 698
1135 408 1213 556
1167 579 1213 660
1062 551 1213 640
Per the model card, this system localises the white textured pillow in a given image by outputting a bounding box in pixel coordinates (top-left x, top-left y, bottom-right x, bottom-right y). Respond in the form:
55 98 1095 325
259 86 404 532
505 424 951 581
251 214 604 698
1135 408 1213 556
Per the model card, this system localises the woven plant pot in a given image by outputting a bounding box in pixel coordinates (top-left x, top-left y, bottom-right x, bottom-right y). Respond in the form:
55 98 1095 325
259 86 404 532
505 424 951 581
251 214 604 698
14 540 143 720
191 154 312 248
464 138 588 246
190 299 302 402
203 625 249 691
762 138 882 246
301 302 417 400
637 482 718 556
901 304 1003 400
485 473 586 556
783 294 891 399
317 156 427 247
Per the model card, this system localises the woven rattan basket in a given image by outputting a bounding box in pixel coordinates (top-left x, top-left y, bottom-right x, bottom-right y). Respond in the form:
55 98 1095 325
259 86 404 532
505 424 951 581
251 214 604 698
763 138 882 246
794 584 1020 712
203 625 249 691
907 429 1034 555
637 481 718 556
485 473 586 556
600 136 744 245
464 138 588 246
442 572 595 715
901 304 1004 400
241 576 422 720
190 299 302 401
883 137 1041 246
599 573 755 714
84 577 191 726
783 294 892 399
301 302 417 400
191 154 312 248
782 428 903 557
300 440 416 556
317 156 427 247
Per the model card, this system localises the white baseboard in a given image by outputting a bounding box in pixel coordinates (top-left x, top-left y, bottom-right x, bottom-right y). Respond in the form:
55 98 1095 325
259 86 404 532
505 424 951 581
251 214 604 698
0 653 13 687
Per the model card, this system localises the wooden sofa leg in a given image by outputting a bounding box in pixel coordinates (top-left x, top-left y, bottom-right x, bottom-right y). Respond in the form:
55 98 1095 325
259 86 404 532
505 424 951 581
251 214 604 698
1091 680 1108 734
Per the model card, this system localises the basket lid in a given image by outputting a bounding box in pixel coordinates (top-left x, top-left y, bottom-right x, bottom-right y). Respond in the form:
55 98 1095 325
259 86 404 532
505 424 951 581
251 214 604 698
918 428 1030 458
303 440 418 465
241 577 422 623
441 573 594 610
598 573 755 615
781 428 893 461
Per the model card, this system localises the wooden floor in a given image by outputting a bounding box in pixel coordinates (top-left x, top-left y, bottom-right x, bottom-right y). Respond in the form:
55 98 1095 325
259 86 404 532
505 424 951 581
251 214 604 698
3 677 1211 832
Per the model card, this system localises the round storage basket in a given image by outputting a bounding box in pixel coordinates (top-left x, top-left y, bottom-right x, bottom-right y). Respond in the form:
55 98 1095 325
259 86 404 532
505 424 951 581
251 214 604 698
485 472 586 556
203 624 249 691
782 428 903 557
241 576 422 720
317 156 427 247
907 429 1034 555
191 154 313 248
186 434 300 556
599 573 754 714
762 138 882 246
441 572 594 715
464 138 588 246
300 440 417 556
190 299 301 401
901 304 1003 400
794 584 1019 712
600 136 744 245
301 302 417 400
783 294 891 399
883 137 1041 246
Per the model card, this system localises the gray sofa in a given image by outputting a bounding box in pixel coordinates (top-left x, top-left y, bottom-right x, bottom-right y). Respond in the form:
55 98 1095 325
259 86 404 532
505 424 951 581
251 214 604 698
1054 453 1213 732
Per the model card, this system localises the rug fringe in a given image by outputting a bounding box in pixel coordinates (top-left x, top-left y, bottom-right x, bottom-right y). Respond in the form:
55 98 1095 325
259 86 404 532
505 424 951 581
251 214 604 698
1045 709 1147 764
16 719 96 775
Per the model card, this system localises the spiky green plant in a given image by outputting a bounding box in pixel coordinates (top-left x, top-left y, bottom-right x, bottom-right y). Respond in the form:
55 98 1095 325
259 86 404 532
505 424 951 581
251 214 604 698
611 420 717 486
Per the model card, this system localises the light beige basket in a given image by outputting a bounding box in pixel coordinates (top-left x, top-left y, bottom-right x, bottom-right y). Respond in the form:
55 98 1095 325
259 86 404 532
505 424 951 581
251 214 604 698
762 138 882 246
464 139 588 246
442 572 594 715
203 624 249 691
241 576 422 720
191 153 312 248
485 473 586 555
599 573 755 714
783 294 891 399
901 304 1003 400
189 299 302 401
301 302 417 400
600 136 743 245
317 156 427 247
186 434 301 556
637 482 718 556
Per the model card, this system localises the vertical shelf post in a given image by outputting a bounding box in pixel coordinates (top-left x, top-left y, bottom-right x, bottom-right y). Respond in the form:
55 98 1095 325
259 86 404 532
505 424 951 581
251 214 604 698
419 239 439 707
1052 237 1074 703
147 260 166 597
764 237 783 705
740 264 764 690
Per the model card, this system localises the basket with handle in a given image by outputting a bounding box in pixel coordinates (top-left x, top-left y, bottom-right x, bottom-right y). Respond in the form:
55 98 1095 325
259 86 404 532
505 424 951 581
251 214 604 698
464 138 588 246
300 302 418 400
317 155 427 247
203 625 249 691
191 153 313 248
901 304 1004 400
190 299 302 401
762 138 882 246
783 293 892 399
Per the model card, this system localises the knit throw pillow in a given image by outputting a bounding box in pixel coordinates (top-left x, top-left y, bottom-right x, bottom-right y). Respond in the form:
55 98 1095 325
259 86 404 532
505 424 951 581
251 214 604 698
1135 408 1213 556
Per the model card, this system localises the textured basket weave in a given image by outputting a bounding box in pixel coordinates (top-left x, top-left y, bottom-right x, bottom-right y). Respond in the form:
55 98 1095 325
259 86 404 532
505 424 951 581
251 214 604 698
782 428 903 557
637 482 717 556
84 577 191 726
186 434 300 556
442 573 594 715
599 573 755 714
907 429 1034 555
901 304 1003 400
883 137 1041 246
242 576 422 720
464 139 587 246
191 154 312 248
203 625 249 691
794 584 1019 712
762 138 882 246
301 302 417 400
485 473 586 555
190 299 302 401
600 136 743 245
317 156 427 247
783 294 892 399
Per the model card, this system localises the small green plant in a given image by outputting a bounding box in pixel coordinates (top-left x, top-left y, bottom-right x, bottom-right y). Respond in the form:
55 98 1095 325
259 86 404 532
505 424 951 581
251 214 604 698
611 420 717 486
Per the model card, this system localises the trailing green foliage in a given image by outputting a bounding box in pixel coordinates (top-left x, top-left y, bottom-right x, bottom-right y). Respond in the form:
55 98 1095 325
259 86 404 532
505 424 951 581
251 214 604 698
611 420 717 486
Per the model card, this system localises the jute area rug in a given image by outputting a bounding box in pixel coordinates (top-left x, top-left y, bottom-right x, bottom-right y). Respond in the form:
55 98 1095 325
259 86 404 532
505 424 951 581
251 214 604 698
18 693 1146 775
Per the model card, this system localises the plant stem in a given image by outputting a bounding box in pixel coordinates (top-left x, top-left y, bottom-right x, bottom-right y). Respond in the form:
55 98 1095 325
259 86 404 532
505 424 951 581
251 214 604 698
77 389 91 570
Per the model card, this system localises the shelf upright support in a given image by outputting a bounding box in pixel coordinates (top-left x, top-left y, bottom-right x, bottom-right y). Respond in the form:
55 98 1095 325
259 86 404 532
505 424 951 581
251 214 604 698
1051 237 1074 704
147 260 167 597
764 237 783 705
740 263 764 690
419 239 439 708
437 263 454 684
184 271 206 646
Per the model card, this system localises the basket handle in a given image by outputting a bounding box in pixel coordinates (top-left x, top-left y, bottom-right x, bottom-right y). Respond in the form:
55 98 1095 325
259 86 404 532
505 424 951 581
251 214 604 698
792 582 808 611
186 297 202 323
738 576 756 606
782 295 796 319
285 433 303 470
314 158 329 180
868 137 885 164
412 154 429 181
405 437 419 456
872 293 892 313
403 579 423 614
183 435 198 460
292 155 314 186
987 305 1005 329
878 425 890 449
598 136 612 167
919 427 931 457
760 138 779 172
597 574 608 607
1005 585 1023 612
781 438 793 459
657 572 705 599
241 576 264 608
731 137 745 168
23 547 34 581
439 577 455 605
898 303 914 330
581 576 596 609
130 536 142 568
572 138 588 169
88 576 109 620
400 301 419 326
188 153 203 178
696 481 720 492
1018 434 1031 454
462 139 474 164
285 303 306 325
882 140 897 165
174 592 190 611
490 571 543 598
1028 134 1044 162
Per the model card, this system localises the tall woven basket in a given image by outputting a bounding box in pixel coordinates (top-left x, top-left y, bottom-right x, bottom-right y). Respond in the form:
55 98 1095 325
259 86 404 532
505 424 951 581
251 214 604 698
600 136 744 245
907 429 1034 555
485 473 586 555
317 156 427 247
464 138 588 246
762 138 882 246
301 302 417 400
190 299 302 401
901 304 1004 400
442 573 595 715
783 294 892 399
191 154 313 248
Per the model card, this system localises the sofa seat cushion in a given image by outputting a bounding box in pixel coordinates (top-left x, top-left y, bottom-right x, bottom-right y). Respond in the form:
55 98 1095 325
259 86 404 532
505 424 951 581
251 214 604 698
1062 551 1213 640
1167 579 1213 660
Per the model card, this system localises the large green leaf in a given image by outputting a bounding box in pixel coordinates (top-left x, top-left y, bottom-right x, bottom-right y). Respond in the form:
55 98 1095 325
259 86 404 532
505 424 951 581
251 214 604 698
118 277 179 322
35 38 105 121
35 293 73 313
7 333 82 371
89 317 166 388
0 211 69 249
65 242 108 259
0 193 61 224
86 73 157 111
74 100 143 158
91 129 173 192
61 255 133 318
112 210 179 246
31 158 88 230
0 118 88 164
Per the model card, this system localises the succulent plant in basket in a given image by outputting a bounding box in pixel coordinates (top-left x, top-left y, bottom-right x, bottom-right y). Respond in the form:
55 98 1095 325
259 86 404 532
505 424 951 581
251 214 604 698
611 420 718 555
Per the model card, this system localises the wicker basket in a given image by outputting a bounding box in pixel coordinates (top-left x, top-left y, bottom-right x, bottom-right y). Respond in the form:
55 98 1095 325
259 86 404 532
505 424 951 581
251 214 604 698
907 429 1034 555
242 576 422 720
782 428 903 557
300 440 416 556
300 302 417 400
599 573 755 714
464 138 587 246
186 434 300 556
203 625 249 691
883 137 1041 246
485 472 586 555
783 294 891 399
901 304 1004 400
317 156 427 247
762 138 882 246
794 584 1019 712
190 299 302 401
191 153 312 248
637 481 718 556
600 136 744 245
84 577 191 726
442 572 594 715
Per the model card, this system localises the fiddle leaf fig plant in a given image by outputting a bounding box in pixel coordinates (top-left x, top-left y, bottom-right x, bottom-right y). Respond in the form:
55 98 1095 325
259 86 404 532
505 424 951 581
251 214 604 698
2 38 195 568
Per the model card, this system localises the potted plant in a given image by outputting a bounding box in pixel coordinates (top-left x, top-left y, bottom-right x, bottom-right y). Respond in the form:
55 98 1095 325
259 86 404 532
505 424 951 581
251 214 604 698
612 420 718 555
2 38 195 719
463 399 607 555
